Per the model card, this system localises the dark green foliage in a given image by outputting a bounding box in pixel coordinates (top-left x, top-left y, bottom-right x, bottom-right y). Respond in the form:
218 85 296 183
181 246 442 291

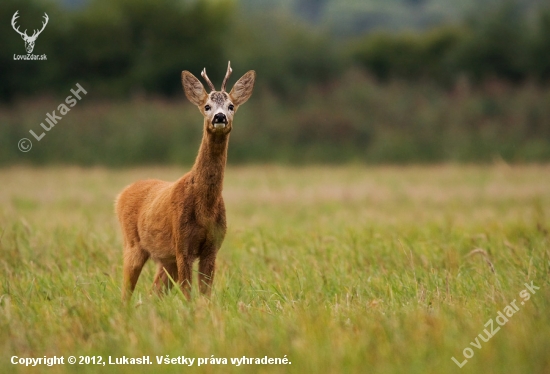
2 0 550 99
2 71 550 165
453 3 530 83
1 0 232 100
351 4 550 85
2 0 550 164
530 10 550 81
351 28 463 84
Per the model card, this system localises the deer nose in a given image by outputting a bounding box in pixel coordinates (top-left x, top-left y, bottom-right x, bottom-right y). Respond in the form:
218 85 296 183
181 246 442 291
213 113 227 124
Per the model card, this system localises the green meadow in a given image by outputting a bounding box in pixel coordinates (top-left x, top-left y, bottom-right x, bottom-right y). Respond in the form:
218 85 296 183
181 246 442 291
1 165 549 373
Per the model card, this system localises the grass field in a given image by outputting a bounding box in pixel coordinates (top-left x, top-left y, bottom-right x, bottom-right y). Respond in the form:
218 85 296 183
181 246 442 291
1 165 549 373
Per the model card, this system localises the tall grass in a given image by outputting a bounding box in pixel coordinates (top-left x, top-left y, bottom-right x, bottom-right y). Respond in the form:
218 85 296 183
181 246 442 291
0 165 549 373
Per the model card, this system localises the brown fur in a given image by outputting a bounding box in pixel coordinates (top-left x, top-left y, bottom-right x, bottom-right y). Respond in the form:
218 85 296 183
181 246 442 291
116 65 255 301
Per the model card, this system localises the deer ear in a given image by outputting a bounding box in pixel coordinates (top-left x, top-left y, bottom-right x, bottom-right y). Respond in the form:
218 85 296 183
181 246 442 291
181 71 207 106
229 70 256 106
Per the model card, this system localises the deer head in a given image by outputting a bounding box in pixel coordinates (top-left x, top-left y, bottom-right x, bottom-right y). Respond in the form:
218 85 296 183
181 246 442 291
181 62 256 135
11 11 49 54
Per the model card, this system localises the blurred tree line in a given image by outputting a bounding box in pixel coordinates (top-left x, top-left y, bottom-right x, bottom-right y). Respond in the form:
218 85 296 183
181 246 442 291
2 0 548 101
1 0 234 100
1 0 550 164
351 3 550 86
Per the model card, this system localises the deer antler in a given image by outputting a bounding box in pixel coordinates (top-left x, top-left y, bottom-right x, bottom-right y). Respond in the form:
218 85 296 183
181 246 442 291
11 11 48 40
221 61 232 92
11 11 28 38
201 68 216 92
31 13 49 39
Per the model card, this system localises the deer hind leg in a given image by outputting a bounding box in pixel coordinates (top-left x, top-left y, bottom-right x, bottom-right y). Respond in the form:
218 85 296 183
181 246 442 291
151 262 178 296
122 246 149 302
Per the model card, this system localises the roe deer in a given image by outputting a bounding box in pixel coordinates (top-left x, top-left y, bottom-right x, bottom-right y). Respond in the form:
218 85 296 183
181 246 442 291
116 62 255 301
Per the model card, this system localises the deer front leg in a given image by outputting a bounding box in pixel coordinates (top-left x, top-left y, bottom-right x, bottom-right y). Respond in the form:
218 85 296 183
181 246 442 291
151 262 178 296
198 212 226 296
175 249 193 300
199 234 223 296
175 228 203 300
198 253 217 296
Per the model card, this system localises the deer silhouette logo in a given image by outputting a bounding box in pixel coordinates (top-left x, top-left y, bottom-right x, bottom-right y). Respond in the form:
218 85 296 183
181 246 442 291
11 11 49 54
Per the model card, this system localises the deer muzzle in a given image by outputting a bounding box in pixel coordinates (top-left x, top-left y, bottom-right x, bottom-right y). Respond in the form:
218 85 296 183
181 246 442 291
212 113 227 128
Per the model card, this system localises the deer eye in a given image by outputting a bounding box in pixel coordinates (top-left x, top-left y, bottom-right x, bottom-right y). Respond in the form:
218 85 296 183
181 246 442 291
204 105 211 111
228 104 234 111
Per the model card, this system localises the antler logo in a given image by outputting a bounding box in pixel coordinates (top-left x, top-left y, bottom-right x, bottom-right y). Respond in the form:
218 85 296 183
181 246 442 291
11 10 49 54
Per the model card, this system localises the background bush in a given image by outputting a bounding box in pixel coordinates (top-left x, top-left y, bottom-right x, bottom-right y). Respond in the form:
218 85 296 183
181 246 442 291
1 0 550 165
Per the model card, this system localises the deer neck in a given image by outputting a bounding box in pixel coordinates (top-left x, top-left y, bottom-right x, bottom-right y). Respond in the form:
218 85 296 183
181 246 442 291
189 120 230 200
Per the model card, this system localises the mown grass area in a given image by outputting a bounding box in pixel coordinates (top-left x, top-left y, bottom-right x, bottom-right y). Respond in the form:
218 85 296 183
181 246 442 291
0 165 549 373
